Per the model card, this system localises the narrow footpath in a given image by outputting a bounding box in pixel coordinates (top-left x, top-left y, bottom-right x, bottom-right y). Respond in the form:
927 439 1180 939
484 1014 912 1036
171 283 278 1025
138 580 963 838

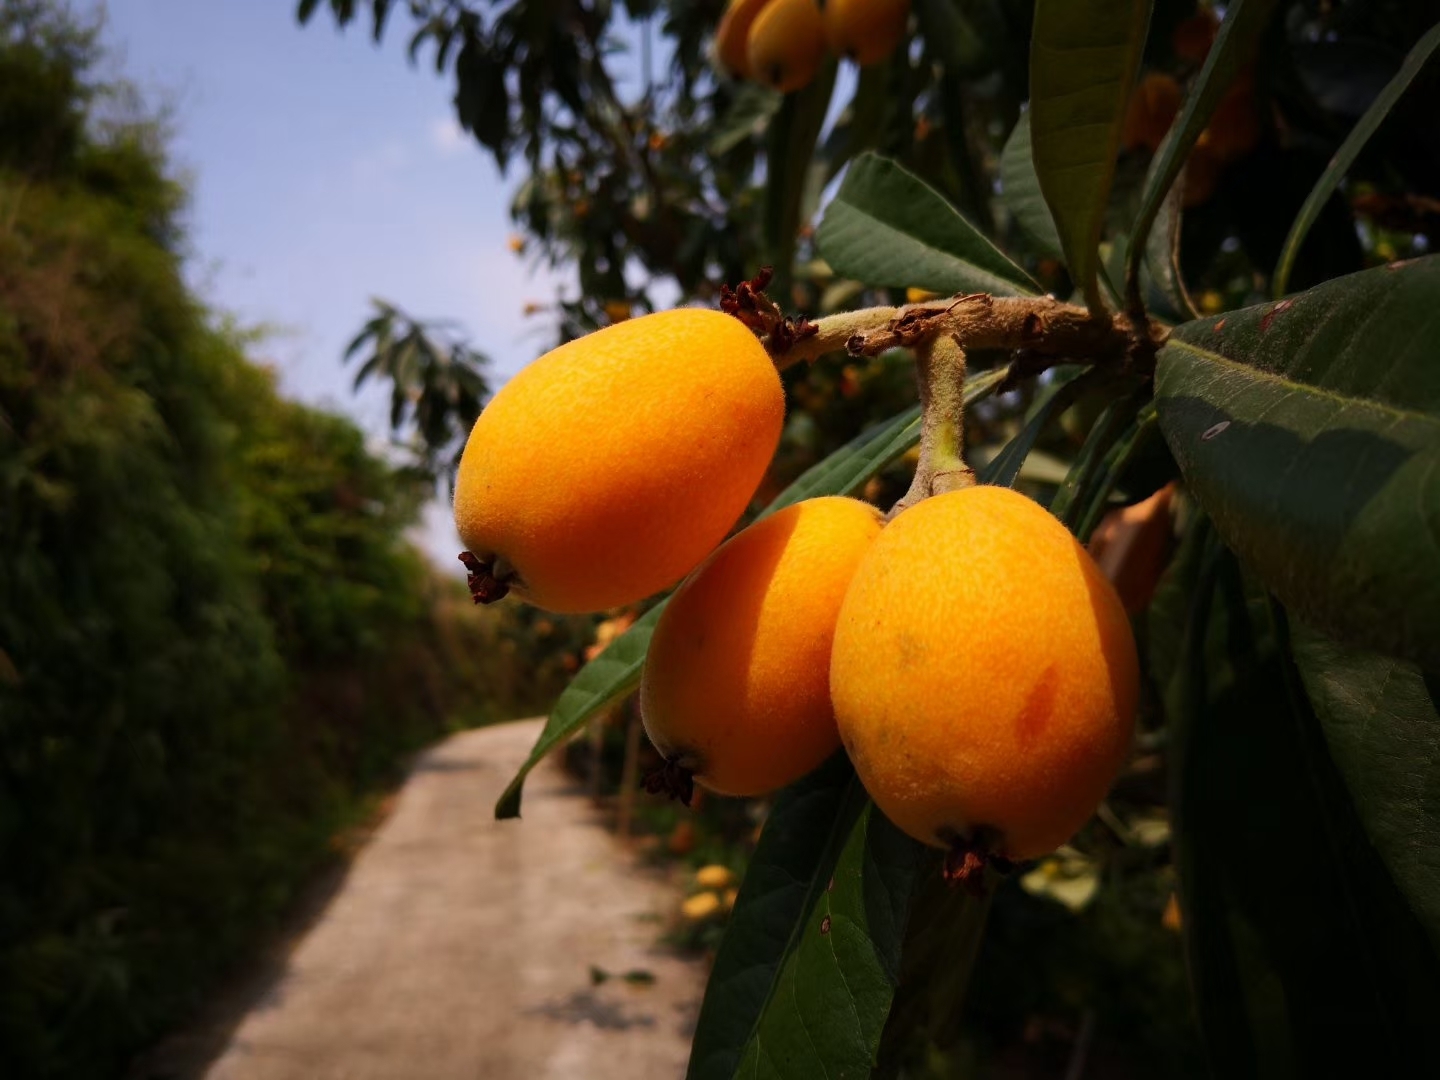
152 719 707 1080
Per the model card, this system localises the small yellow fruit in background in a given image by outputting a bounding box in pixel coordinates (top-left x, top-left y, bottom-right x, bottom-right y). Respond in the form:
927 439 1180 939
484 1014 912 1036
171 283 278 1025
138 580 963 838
641 497 884 796
822 0 910 68
694 864 736 890
905 287 940 304
831 486 1138 861
681 891 723 921
747 0 825 94
453 309 783 613
716 0 773 79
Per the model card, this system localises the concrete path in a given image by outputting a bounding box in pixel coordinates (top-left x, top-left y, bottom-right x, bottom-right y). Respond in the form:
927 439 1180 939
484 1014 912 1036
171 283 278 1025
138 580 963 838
185 719 705 1080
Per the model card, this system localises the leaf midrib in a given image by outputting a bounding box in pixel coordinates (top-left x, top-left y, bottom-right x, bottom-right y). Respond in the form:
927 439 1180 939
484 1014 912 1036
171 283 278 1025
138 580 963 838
1163 337 1440 433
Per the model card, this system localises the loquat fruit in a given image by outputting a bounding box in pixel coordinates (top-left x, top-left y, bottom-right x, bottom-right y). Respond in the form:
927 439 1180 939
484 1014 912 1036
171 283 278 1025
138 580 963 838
830 486 1138 863
747 0 826 95
453 309 783 613
822 0 910 68
715 0 773 79
641 497 884 798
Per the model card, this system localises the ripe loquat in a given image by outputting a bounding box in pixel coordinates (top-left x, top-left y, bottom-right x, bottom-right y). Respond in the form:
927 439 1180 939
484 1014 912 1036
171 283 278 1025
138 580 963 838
822 0 910 68
830 485 1138 864
747 0 826 94
453 309 783 613
715 0 773 79
641 497 883 798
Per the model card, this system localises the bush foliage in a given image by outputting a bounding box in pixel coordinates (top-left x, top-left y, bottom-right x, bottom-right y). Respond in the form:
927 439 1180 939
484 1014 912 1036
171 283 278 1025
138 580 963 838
0 8 559 1075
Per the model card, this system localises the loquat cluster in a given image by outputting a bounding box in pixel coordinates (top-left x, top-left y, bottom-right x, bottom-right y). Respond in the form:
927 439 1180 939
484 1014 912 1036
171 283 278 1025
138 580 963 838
715 0 911 94
454 306 1138 877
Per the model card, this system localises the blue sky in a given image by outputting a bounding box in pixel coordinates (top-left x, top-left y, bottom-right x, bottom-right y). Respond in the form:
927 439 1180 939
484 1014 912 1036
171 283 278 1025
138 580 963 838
102 0 569 563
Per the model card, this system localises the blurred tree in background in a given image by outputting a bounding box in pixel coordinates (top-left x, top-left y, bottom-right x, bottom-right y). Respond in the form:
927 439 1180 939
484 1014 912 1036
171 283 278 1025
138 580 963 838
0 4 569 1075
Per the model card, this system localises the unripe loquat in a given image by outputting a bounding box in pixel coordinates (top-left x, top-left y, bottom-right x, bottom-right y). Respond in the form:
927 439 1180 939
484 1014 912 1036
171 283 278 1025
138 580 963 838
830 485 1138 863
641 496 884 798
822 0 910 68
453 309 783 613
747 0 826 95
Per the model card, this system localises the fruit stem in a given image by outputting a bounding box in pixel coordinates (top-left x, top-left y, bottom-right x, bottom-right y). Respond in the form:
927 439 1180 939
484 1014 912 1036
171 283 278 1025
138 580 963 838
767 292 1164 375
771 306 899 369
890 333 973 518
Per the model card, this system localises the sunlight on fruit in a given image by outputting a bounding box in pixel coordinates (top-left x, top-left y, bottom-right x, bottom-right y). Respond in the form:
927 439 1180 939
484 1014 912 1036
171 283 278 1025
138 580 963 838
641 497 882 796
832 486 1138 861
454 308 783 612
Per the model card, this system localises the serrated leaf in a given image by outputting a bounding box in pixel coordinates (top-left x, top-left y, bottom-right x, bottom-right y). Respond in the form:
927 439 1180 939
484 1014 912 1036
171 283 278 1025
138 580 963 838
1126 0 1281 301
1029 0 1152 313
495 368 1010 818
817 154 1039 297
1154 257 1440 669
1274 21 1440 297
1291 623 1440 952
999 111 1063 260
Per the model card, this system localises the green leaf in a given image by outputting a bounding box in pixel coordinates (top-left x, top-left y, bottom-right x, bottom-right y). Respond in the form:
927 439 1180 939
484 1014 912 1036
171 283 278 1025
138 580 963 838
1274 21 1440 297
1029 0 1152 313
1291 623 1440 952
495 368 1010 818
999 111 1063 260
817 153 1039 296
1073 402 1161 542
493 604 658 819
1154 257 1440 669
1109 189 1198 324
686 755 861 1080
734 784 926 1079
980 367 1098 488
709 82 783 157
1126 0 1281 302
1169 554 1440 1074
1047 384 1148 530
765 62 837 293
